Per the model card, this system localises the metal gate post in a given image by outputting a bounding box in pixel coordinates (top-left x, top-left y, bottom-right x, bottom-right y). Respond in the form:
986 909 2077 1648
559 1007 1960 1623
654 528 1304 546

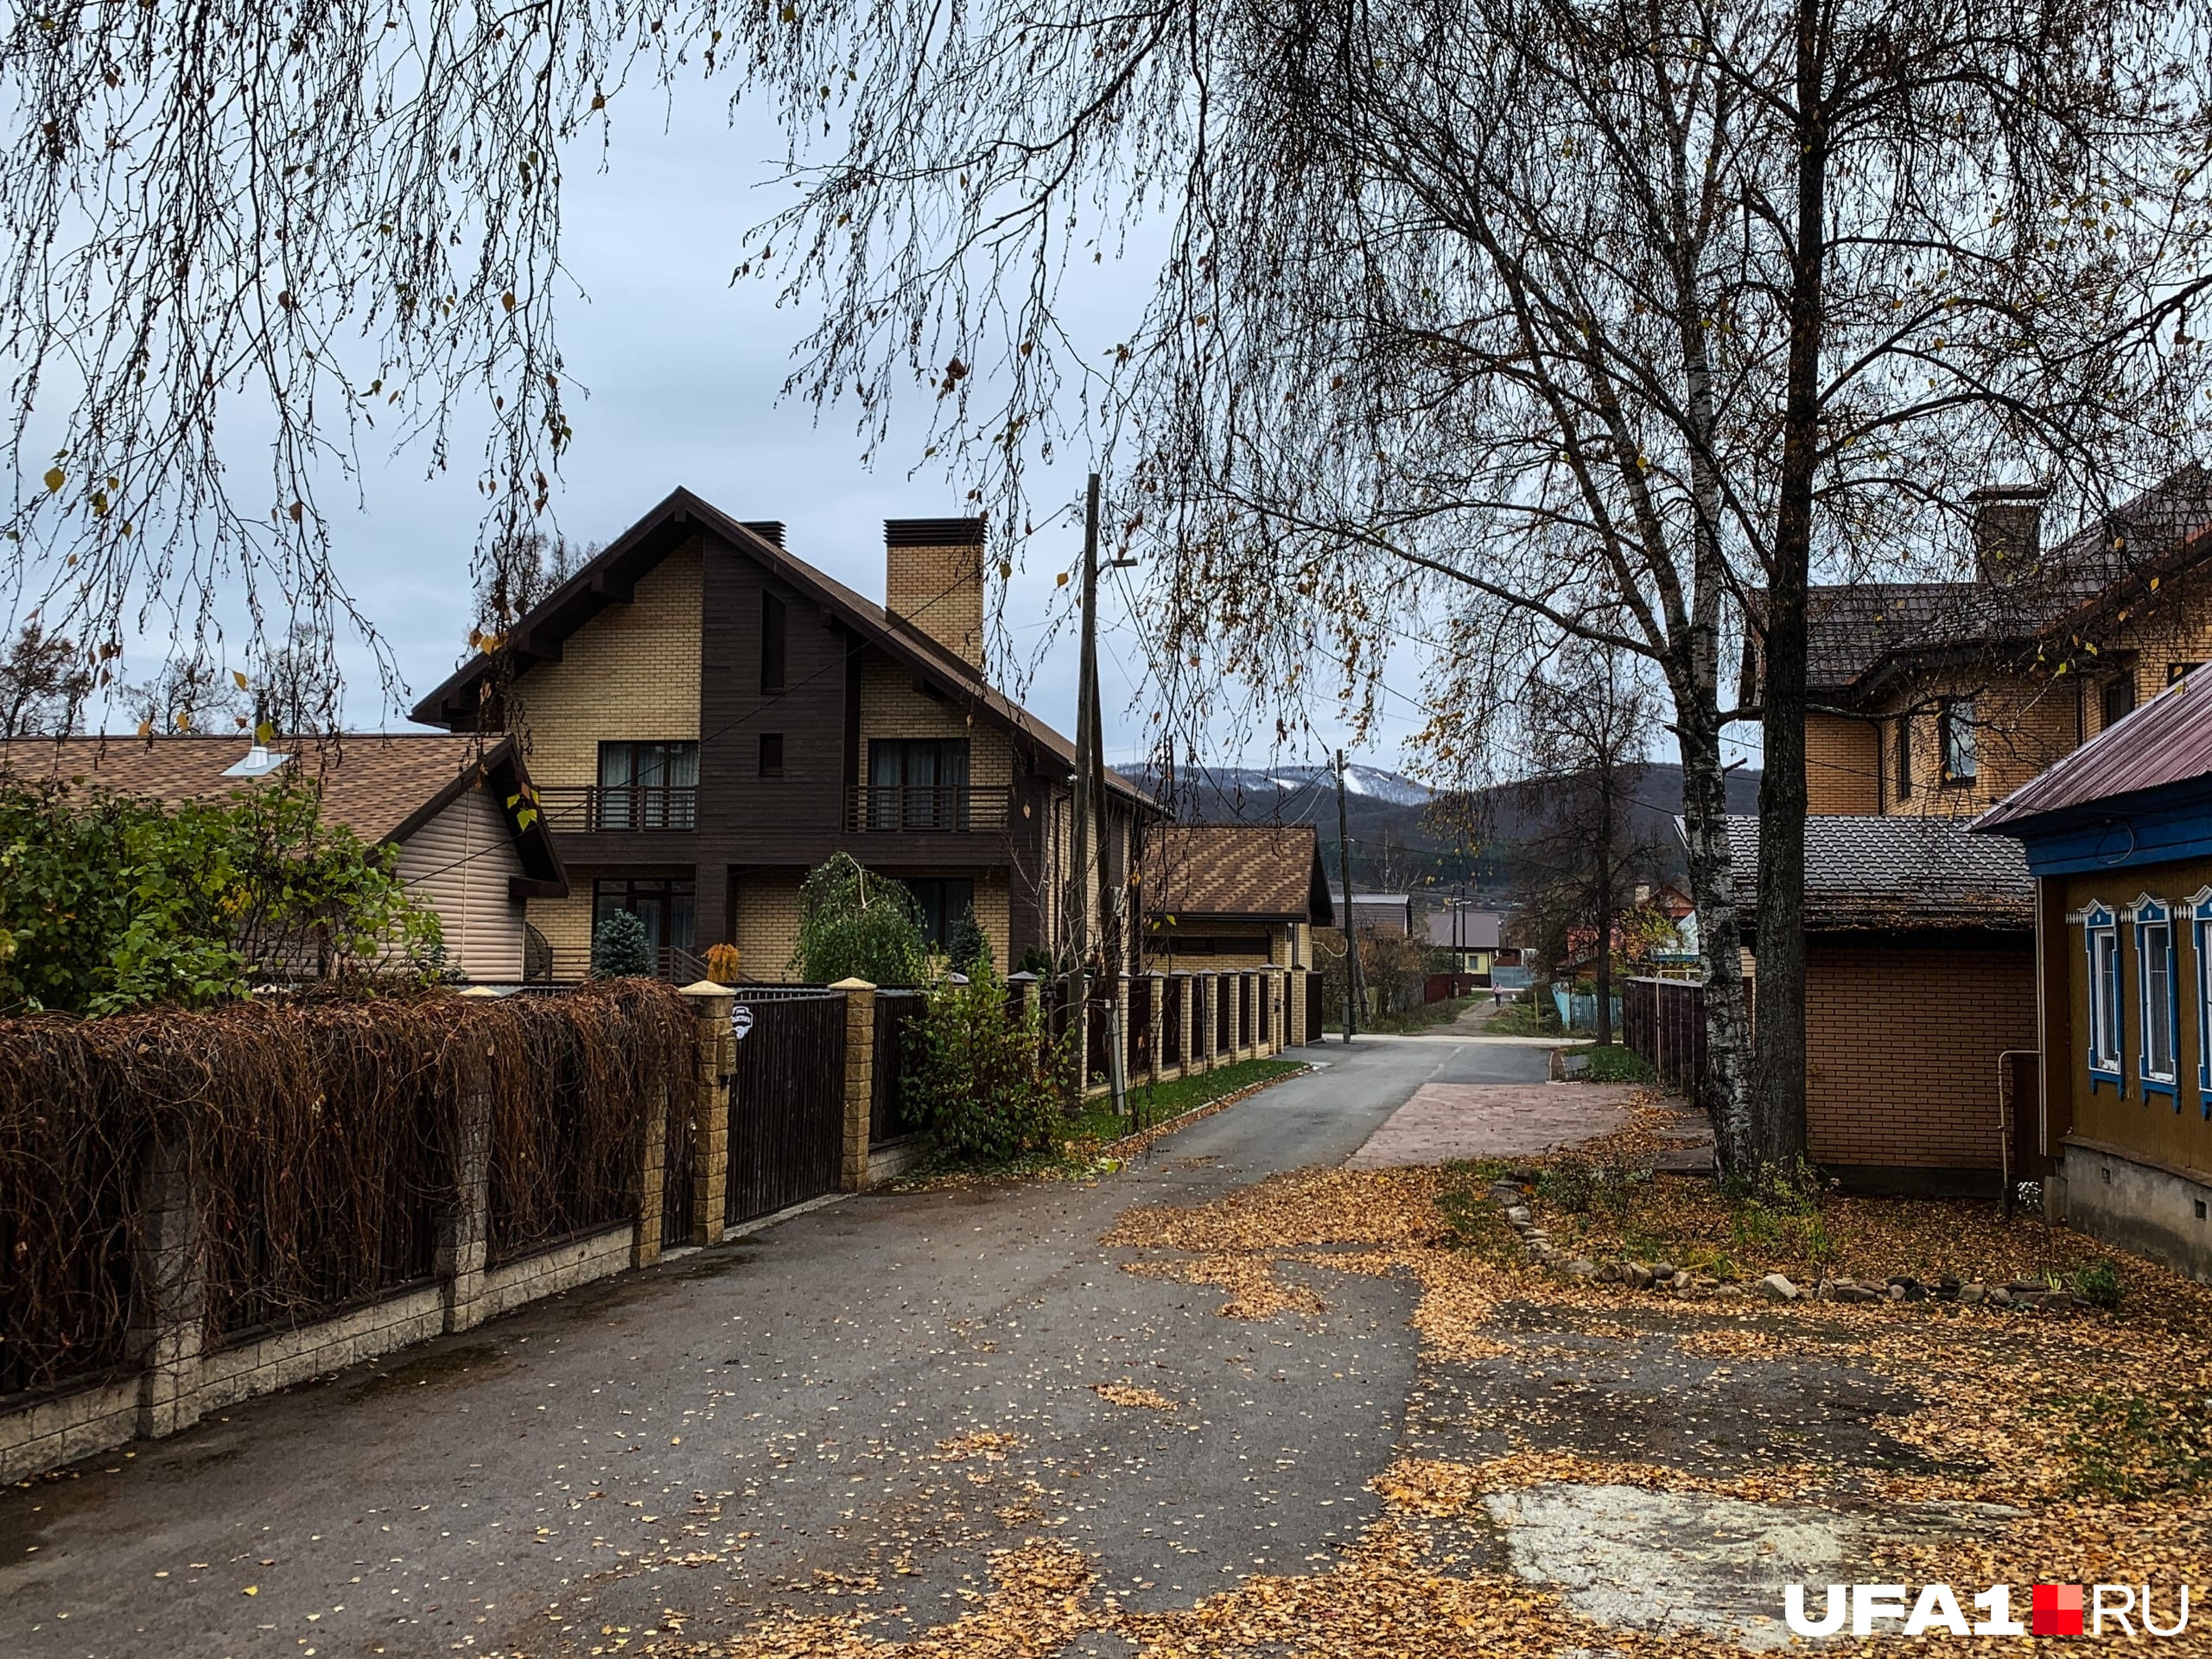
832 978 878 1191
681 981 735 1243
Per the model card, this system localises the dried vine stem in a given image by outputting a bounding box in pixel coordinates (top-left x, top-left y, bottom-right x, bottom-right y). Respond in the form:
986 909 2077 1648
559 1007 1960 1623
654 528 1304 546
0 980 694 1395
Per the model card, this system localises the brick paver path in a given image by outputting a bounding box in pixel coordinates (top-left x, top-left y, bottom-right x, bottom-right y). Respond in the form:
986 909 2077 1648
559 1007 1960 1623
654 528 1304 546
1344 1082 1647 1167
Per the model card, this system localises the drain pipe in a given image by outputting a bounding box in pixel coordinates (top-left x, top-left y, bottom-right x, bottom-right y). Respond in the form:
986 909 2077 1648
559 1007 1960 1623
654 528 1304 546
1995 1048 2039 1220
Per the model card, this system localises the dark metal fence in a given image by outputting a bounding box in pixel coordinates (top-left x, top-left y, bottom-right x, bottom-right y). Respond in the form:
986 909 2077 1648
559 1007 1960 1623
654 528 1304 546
872 989 925 1142
1128 978 1154 1076
1306 972 1325 1043
1163 978 1184 1066
726 991 847 1226
1216 975 1232 1052
661 1080 697 1249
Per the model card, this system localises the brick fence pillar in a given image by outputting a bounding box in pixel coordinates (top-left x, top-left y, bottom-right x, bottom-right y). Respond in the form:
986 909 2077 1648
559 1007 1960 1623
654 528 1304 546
130 1132 204 1440
438 1035 495 1333
1146 972 1166 1084
632 1046 667 1272
1286 968 1304 1048
832 978 878 1191
680 981 735 1244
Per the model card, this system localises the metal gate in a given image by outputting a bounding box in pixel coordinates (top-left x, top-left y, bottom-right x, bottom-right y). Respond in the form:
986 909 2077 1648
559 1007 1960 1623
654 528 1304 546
726 990 847 1226
1306 972 1324 1044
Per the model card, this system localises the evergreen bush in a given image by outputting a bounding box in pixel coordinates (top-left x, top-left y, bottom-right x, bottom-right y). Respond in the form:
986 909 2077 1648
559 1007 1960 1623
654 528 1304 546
590 909 654 977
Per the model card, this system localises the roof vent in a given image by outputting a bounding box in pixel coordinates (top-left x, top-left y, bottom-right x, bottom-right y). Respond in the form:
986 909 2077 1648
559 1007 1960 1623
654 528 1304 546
222 744 290 779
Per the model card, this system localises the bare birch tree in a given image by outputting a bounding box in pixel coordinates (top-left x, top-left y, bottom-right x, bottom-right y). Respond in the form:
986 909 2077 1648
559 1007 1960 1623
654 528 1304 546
741 0 2212 1179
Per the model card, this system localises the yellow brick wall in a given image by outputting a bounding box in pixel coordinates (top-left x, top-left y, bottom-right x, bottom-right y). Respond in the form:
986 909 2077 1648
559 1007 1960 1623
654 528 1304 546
525 888 597 982
505 542 702 787
731 868 808 982
2061 859 2212 1176
1805 940 2036 1169
886 540 985 671
855 657 1014 793
1878 670 2075 818
1805 715 1879 814
2082 575 2212 739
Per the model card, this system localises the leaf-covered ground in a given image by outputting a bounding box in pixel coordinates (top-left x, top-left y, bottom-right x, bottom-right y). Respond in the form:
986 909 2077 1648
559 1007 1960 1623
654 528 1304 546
534 1146 2212 1657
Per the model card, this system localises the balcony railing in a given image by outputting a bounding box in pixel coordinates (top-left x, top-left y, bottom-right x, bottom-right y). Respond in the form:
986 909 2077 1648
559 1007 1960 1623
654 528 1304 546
536 784 698 833
844 784 1010 833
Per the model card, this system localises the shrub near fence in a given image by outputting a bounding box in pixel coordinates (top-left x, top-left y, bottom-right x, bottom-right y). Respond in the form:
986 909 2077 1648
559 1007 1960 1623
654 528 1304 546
0 982 691 1406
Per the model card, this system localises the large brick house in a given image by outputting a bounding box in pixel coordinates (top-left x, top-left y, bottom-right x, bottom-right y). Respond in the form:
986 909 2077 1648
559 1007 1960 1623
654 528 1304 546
1730 473 2212 1188
410 488 1153 982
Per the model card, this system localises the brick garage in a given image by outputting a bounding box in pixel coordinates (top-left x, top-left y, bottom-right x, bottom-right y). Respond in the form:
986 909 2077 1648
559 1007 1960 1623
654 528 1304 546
1804 938 2035 1185
1726 815 2037 1193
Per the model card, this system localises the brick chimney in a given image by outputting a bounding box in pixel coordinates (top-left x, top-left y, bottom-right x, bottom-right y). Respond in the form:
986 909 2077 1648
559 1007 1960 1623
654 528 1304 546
1970 486 2047 584
884 517 987 671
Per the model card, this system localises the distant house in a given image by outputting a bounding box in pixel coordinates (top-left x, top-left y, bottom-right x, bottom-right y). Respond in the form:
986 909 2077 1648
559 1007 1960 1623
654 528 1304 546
1420 905 1501 976
1975 670 2212 1282
0 734 567 982
1749 469 2212 819
1140 823 1334 969
410 489 1157 981
1327 891 1414 937
1721 814 2035 1192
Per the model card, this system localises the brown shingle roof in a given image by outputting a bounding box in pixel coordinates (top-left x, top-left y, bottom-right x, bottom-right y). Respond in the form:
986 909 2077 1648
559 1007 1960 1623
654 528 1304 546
0 733 526 847
1756 469 2212 696
408 486 1154 808
1141 823 1332 923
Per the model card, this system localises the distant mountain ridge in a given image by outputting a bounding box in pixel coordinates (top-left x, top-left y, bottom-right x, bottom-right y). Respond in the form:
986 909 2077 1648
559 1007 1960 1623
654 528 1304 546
1136 760 1764 892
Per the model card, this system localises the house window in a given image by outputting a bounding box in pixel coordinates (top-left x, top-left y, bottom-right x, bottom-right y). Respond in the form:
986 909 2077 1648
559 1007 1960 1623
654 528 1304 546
595 741 698 830
2082 906 2122 1090
593 878 696 967
2135 899 2178 1095
2102 675 2136 729
1893 715 1912 800
904 878 976 951
2171 661 2203 686
759 733 785 777
867 738 970 830
1938 699 1976 784
761 591 787 694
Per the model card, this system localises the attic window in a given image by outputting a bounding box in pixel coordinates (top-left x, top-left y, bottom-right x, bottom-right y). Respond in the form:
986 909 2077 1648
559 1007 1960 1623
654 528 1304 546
761 592 788 694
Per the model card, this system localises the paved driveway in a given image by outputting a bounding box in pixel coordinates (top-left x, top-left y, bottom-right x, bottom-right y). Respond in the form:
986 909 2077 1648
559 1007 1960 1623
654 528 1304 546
2 1030 1553 1659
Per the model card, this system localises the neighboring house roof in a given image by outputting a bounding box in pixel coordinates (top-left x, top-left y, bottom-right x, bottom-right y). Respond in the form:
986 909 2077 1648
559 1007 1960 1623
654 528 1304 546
1142 823 1333 925
0 733 568 896
1421 908 1502 950
1751 468 2212 698
408 485 1154 807
1975 665 2212 834
1719 814 2031 932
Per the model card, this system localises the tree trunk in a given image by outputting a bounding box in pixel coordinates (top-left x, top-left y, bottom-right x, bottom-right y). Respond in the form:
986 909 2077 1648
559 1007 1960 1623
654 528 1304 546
1594 788 1614 1047
1748 3 1826 1186
1672 694 1751 1168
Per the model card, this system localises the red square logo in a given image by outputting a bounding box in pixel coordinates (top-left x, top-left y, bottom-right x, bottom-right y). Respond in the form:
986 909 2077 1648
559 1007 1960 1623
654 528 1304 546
2033 1583 2085 1637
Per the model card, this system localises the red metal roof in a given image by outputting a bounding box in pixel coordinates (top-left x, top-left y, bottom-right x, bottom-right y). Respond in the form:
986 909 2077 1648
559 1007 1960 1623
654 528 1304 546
1977 665 2212 830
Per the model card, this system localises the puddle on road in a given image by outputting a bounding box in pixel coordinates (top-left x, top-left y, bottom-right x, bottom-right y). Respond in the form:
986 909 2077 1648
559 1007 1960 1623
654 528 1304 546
1484 1482 2008 1650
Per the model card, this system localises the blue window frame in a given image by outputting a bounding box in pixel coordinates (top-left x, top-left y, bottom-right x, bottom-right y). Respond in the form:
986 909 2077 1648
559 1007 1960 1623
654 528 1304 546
2193 891 2212 1116
2133 897 2178 1099
2081 905 2123 1093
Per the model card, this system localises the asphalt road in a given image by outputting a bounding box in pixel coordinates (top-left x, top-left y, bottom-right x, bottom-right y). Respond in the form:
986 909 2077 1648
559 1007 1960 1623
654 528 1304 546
2 1029 1549 1659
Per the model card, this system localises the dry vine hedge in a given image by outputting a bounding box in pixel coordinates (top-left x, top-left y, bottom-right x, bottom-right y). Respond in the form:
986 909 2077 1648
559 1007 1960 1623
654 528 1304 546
0 981 696 1397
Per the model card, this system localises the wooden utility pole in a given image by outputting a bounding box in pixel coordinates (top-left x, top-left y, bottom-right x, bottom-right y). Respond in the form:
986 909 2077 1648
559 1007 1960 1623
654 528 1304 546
1335 749 1363 1041
1068 473 1131 1116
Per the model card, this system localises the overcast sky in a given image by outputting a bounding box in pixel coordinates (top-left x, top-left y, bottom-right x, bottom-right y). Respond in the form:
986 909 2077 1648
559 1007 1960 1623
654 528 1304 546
238 87 1443 776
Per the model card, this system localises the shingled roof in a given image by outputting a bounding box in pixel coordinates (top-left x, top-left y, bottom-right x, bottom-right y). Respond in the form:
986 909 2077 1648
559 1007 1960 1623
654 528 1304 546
1755 468 2212 697
0 733 566 890
409 486 1152 807
1141 823 1334 925
1719 815 2031 932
